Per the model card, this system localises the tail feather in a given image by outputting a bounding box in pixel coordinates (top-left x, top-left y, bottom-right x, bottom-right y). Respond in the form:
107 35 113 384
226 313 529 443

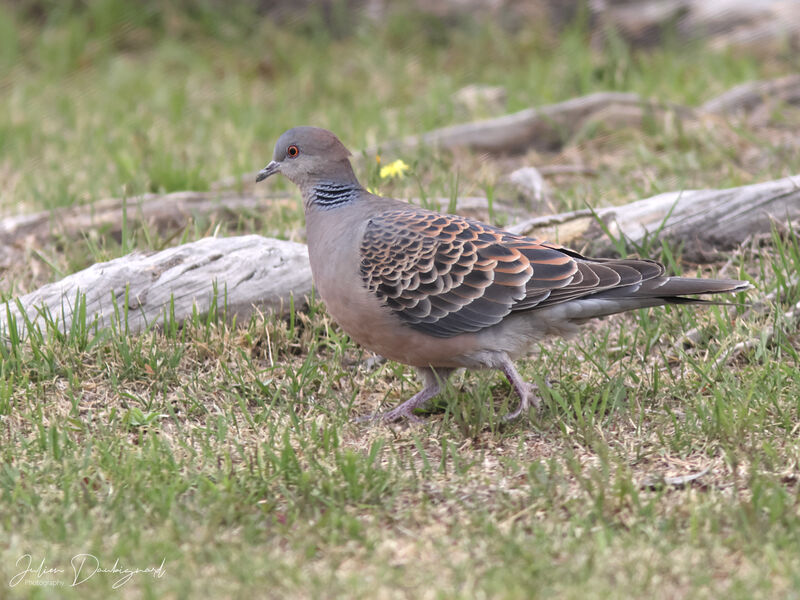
592 276 750 301
541 277 750 324
531 253 750 310
532 257 750 323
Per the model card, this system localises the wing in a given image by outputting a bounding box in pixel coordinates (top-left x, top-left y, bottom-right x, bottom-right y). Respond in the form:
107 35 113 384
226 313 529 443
359 209 648 338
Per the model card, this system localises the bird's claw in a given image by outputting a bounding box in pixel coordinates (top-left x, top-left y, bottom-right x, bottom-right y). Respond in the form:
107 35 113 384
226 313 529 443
500 379 547 422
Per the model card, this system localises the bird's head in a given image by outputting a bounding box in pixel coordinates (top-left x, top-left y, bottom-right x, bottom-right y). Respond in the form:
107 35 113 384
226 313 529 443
256 127 356 188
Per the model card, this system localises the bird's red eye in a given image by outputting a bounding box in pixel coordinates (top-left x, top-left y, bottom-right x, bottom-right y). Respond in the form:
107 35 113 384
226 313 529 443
287 145 299 158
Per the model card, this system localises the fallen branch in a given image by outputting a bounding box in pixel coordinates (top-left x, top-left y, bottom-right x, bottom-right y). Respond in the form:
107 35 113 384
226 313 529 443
366 75 799 157
0 190 287 269
0 191 514 263
507 175 800 261
369 92 696 155
702 74 800 115
0 236 312 340
204 75 799 192
593 0 800 52
0 190 279 243
3 176 798 341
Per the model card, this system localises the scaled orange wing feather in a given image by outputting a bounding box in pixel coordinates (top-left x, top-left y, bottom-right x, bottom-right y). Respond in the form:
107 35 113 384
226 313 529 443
359 210 580 337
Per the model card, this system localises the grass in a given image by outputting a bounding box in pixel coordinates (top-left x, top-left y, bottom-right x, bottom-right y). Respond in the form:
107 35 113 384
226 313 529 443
1 1 800 598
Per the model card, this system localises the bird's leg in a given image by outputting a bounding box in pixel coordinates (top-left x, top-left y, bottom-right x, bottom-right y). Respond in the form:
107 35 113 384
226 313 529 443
359 366 453 423
499 355 543 422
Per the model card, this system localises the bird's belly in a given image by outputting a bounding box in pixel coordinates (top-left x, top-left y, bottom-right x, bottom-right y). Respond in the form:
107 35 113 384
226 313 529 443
315 279 480 368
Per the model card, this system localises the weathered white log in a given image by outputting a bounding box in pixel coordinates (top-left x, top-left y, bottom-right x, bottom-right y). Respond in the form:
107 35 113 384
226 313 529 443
365 76 799 158
593 0 800 51
3 176 798 342
593 0 690 47
0 190 282 251
0 236 312 340
205 77 797 194
702 74 800 115
507 175 800 260
0 190 512 260
369 92 695 154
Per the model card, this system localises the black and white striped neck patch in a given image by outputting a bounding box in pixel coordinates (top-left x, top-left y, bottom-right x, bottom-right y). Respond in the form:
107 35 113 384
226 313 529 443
311 182 361 208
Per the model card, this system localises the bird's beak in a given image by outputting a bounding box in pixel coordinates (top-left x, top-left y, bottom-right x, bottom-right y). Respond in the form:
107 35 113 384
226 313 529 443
255 161 280 183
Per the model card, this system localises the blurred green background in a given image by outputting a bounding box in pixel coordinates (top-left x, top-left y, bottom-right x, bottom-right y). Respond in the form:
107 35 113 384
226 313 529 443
2 2 800 598
2 0 795 216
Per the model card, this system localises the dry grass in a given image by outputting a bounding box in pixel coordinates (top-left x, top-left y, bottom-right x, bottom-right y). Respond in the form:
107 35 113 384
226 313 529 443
1 2 800 598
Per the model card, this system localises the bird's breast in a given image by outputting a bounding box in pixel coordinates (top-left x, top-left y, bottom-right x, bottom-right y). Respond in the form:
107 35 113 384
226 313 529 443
304 205 489 368
305 224 479 368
